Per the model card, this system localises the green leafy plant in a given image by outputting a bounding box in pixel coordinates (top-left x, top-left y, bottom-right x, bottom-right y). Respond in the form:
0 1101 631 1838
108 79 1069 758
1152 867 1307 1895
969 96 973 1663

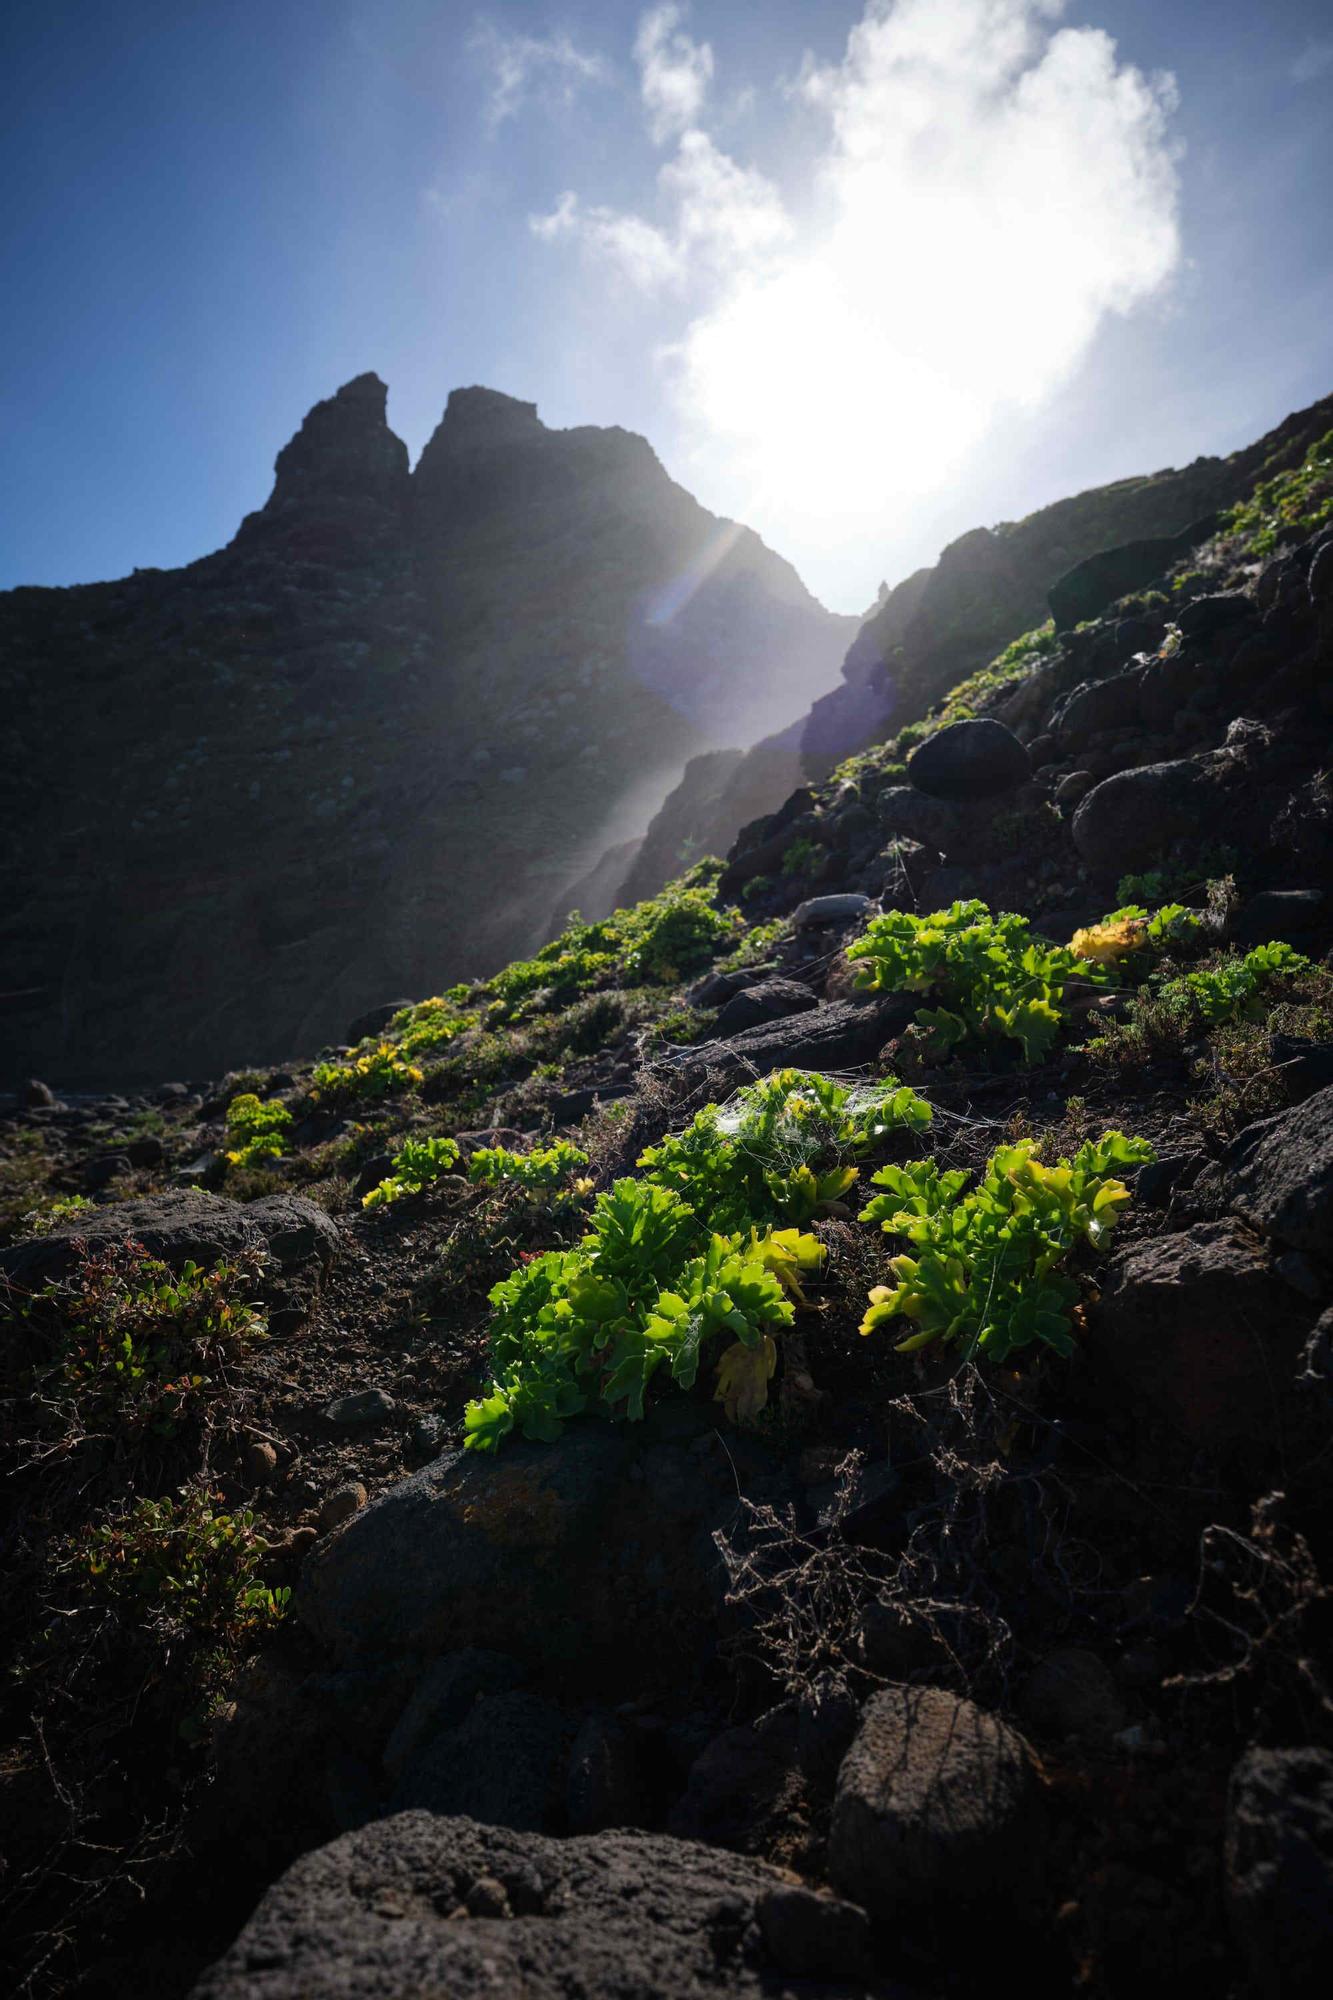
225 1092 293 1168
361 1134 462 1209
463 1175 821 1451
859 1132 1155 1361
781 835 820 878
311 1042 423 1104
385 995 479 1059
462 1068 934 1451
86 1487 289 1644
21 1191 96 1235
636 1067 932 1233
23 1242 268 1441
847 900 1088 1063
1162 940 1312 1026
467 1139 590 1190
848 899 1208 1063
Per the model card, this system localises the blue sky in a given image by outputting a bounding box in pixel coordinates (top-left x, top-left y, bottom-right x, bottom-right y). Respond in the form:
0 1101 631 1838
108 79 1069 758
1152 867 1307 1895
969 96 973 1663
2 0 1331 611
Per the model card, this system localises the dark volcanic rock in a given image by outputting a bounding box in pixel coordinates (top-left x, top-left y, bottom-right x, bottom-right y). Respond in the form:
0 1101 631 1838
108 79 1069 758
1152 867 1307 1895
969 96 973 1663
906 717 1030 800
1212 1084 1333 1258
1226 1746 1333 1999
298 1420 793 1683
1047 518 1218 631
828 1686 1043 1941
715 977 820 1038
667 1709 803 1853
189 1812 866 2000
1088 1221 1294 1444
1070 758 1205 873
387 1690 569 1831
679 995 913 1082
0 1189 339 1287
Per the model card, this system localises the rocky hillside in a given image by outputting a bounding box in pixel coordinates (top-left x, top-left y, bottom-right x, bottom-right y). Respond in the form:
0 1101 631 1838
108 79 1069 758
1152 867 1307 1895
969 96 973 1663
616 392 1333 911
0 376 853 1089
3 428 1331 2000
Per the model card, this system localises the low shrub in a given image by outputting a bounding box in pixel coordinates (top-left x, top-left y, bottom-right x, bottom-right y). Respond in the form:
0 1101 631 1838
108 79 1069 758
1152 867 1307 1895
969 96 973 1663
225 1092 293 1168
85 1487 289 1647
18 1242 268 1453
361 1134 462 1209
467 1139 590 1190
859 1132 1154 1361
311 1042 423 1104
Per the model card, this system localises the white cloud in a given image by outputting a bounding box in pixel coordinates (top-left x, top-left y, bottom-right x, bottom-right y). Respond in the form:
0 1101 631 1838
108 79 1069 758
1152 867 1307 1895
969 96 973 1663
635 4 714 143
1291 38 1333 85
470 19 611 129
532 191 684 290
529 129 788 291
535 0 1182 604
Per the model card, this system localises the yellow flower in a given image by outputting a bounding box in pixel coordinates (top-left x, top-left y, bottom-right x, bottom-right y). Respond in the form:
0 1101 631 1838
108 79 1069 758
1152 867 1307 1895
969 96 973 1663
1071 918 1146 965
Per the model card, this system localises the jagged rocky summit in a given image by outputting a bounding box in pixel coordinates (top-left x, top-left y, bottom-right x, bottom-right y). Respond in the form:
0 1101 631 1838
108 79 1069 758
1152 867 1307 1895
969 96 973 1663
0 376 853 1086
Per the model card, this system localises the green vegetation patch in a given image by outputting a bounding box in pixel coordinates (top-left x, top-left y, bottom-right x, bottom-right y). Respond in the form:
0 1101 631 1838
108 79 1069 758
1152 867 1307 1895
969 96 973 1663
464 1069 932 1451
848 898 1201 1065
225 1091 293 1168
1224 428 1333 555
311 1041 424 1104
20 1242 269 1448
86 1488 289 1649
860 1132 1154 1361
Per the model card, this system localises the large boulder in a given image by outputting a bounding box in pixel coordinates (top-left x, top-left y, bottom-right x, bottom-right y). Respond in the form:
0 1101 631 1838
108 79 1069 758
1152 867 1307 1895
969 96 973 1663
298 1417 793 1684
1087 1221 1300 1445
0 1189 340 1288
190 1812 873 1999
1047 519 1218 630
1070 759 1205 873
1053 670 1143 751
677 995 914 1084
1226 1746 1333 1999
905 718 1030 801
715 977 820 1039
827 1686 1044 1942
1215 1084 1333 1259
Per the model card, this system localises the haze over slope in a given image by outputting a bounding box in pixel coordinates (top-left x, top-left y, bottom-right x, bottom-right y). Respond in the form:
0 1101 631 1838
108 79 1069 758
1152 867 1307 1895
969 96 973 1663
0 375 853 1086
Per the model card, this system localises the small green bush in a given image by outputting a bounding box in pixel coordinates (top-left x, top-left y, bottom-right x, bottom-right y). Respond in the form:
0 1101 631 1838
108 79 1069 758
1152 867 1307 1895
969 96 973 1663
637 1068 931 1231
781 835 820 878
467 1139 590 1190
86 1488 289 1644
311 1042 423 1104
463 1069 933 1451
362 1134 462 1209
225 1092 293 1168
1162 940 1312 1026
23 1242 268 1442
860 1132 1154 1361
847 900 1089 1063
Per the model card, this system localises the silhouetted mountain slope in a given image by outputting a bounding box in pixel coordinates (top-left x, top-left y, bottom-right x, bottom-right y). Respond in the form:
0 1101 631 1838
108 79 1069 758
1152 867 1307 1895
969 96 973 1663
0 376 852 1085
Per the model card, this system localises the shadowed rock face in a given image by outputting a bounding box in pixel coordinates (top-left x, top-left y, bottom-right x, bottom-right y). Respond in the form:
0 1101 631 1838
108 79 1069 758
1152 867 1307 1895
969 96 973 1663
0 378 851 1086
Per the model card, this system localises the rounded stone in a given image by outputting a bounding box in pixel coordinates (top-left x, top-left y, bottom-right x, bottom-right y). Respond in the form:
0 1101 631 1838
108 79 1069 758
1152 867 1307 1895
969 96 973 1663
828 1685 1043 1935
319 1482 368 1532
906 718 1030 801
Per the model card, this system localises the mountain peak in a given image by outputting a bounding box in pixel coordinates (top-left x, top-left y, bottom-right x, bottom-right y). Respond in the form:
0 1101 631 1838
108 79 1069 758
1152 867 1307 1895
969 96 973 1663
235 371 409 555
